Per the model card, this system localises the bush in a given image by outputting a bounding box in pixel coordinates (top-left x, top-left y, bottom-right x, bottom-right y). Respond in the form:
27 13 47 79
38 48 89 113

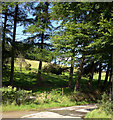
97 92 113 115
2 86 32 105
2 87 69 106
34 89 63 104
43 64 62 75
43 64 69 75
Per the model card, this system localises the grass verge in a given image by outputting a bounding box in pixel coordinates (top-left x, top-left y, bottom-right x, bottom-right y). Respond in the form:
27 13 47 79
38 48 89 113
84 109 111 119
3 101 81 112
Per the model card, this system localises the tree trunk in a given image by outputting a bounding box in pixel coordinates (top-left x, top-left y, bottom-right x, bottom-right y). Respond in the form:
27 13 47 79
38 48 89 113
2 6 8 65
88 61 95 88
10 4 18 85
98 63 102 87
54 56 57 65
103 65 109 85
37 32 44 85
109 68 112 85
37 2 49 85
68 56 74 88
111 51 113 100
74 55 85 92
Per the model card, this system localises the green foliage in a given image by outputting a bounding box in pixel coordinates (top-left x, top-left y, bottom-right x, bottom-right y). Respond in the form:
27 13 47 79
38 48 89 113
33 89 66 104
85 109 111 118
2 86 72 107
2 59 110 112
25 2 53 64
97 92 113 115
2 86 32 105
25 48 53 62
43 63 64 75
85 93 113 119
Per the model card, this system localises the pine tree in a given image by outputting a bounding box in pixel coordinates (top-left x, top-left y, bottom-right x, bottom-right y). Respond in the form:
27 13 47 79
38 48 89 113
10 3 18 85
26 2 53 85
2 2 32 85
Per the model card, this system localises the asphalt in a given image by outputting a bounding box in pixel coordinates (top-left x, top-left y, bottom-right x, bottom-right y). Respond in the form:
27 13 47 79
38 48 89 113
21 104 97 118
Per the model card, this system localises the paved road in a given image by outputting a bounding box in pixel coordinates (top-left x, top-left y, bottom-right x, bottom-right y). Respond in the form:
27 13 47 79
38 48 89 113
21 104 97 118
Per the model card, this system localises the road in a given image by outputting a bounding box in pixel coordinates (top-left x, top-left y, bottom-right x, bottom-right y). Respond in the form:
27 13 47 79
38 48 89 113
21 104 97 118
2 104 97 119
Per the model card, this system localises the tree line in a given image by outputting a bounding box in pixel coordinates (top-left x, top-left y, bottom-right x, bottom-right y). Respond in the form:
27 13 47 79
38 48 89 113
2 2 113 93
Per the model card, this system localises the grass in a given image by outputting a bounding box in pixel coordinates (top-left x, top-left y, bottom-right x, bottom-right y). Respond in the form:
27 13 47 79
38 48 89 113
15 58 48 69
85 109 112 119
2 102 77 112
2 85 95 112
2 94 94 112
2 58 111 112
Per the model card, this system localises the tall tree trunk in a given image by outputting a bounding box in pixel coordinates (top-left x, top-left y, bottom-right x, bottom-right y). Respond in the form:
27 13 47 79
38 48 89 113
103 65 109 85
74 55 85 92
109 68 112 85
10 4 18 85
98 63 102 87
54 56 57 65
111 51 113 100
68 61 74 88
37 32 44 85
88 61 95 88
68 52 74 88
2 6 8 65
37 2 49 85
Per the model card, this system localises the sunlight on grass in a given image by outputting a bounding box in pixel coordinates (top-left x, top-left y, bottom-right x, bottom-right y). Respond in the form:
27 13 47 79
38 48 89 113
2 102 77 112
93 72 108 81
15 58 48 69
85 109 111 118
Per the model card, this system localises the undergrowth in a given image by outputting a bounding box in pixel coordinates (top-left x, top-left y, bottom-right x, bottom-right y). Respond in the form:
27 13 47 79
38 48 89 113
85 92 113 119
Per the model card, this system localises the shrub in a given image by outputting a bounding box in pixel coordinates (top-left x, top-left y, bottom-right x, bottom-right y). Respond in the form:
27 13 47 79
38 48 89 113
2 86 32 105
43 64 62 75
97 92 113 115
2 87 68 106
43 64 69 75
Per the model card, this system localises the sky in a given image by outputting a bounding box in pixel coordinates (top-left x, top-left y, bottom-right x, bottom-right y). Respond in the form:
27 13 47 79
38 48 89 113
15 20 61 42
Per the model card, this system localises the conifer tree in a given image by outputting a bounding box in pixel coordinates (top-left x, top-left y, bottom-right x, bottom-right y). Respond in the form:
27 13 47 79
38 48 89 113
26 2 53 85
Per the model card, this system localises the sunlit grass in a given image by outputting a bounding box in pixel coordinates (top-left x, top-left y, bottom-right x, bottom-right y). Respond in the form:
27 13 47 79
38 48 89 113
93 72 106 81
14 58 48 69
85 109 111 118
2 100 90 112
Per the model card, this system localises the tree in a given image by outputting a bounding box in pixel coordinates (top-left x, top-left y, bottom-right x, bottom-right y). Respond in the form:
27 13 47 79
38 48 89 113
98 63 102 87
10 3 18 85
51 2 97 90
2 2 32 85
86 3 113 96
26 2 53 85
2 2 15 66
51 22 76 88
2 3 8 65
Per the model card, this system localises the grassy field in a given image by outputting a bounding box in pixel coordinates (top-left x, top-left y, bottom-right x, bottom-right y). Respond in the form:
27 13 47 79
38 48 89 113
15 58 48 69
2 58 110 112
